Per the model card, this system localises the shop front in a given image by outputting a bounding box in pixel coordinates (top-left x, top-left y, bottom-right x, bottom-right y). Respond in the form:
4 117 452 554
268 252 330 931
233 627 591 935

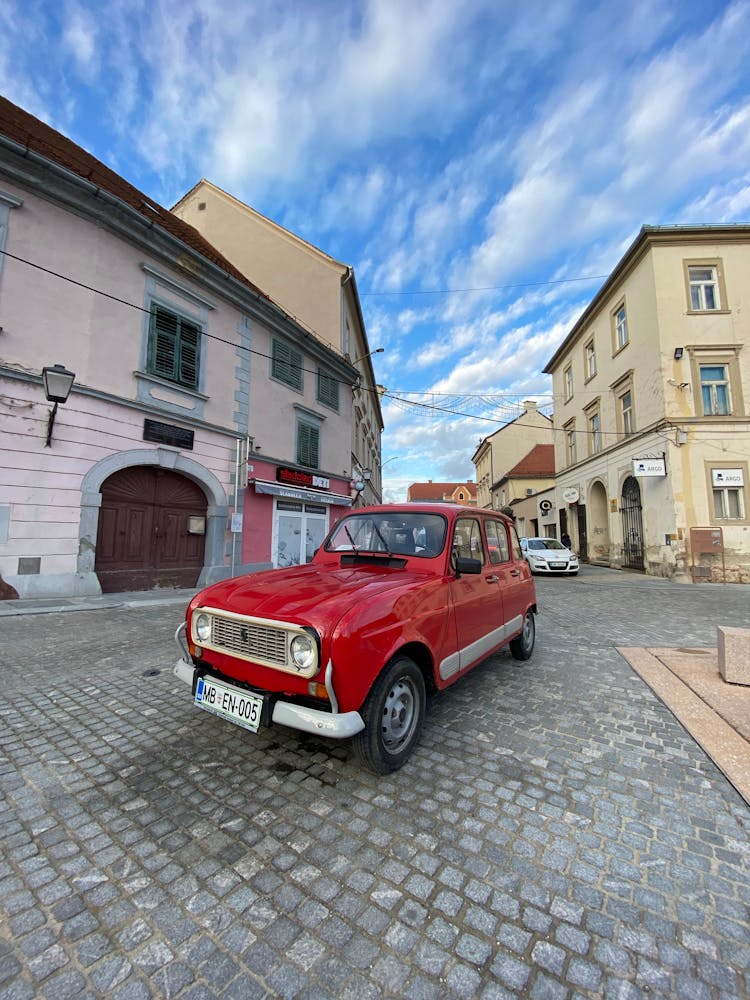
244 461 353 569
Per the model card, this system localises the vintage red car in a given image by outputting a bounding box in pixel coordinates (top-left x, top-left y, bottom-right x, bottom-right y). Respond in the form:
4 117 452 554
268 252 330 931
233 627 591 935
174 503 537 773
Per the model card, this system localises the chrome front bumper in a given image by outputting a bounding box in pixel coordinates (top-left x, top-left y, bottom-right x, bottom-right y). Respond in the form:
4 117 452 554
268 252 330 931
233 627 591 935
173 657 364 740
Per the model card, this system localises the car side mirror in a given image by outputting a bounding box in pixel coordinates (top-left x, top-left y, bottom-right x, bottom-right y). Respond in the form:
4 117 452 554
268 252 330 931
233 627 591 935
454 556 482 577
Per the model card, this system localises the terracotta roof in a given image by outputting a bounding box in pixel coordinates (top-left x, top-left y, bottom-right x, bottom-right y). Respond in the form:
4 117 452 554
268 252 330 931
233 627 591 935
407 481 478 501
504 444 555 479
0 96 268 300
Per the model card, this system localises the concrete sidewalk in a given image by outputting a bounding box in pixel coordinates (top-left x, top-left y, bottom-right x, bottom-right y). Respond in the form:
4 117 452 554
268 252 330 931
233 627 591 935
0 587 197 616
620 644 750 807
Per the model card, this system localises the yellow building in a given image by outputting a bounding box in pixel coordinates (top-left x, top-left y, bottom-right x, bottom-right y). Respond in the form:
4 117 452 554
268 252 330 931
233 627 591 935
472 401 553 510
544 225 750 582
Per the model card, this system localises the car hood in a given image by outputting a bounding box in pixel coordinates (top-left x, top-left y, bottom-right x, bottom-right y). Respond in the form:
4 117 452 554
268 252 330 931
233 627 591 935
527 548 573 559
191 563 434 632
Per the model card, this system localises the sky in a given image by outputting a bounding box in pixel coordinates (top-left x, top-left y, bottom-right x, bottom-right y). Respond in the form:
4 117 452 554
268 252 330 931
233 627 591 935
2 0 750 501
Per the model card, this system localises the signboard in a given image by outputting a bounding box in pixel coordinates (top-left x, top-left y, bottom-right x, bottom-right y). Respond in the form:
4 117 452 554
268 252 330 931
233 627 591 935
143 419 194 450
230 513 243 533
539 499 553 513
711 468 744 487
562 487 579 504
632 457 666 477
277 467 330 490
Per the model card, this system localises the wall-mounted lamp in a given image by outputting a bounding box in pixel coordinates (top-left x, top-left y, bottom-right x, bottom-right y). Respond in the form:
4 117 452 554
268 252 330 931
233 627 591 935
42 364 75 447
673 347 684 360
352 347 384 365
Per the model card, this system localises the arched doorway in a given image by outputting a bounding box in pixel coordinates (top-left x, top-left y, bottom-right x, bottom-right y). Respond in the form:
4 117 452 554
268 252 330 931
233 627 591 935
588 480 610 564
620 476 644 571
95 467 207 592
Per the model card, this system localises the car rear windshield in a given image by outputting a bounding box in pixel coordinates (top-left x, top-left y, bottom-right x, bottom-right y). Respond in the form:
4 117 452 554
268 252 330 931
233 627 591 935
326 513 447 557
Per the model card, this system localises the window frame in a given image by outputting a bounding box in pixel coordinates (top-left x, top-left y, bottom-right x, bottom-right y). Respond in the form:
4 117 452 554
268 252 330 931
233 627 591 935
688 347 744 418
584 338 597 381
485 518 510 564
272 338 303 391
611 300 629 354
147 303 202 390
584 398 602 455
705 463 748 525
611 371 635 439
684 259 728 314
564 418 577 466
564 364 573 402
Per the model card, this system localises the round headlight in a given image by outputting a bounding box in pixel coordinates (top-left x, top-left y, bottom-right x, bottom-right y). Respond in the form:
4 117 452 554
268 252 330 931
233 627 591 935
195 613 211 643
290 633 317 671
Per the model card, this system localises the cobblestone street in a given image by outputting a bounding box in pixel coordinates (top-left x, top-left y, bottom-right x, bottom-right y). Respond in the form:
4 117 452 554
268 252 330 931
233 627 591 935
2 567 749 999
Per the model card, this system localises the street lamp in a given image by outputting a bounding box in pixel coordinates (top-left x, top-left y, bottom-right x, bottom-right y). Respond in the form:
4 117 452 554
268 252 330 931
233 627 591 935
42 363 75 447
352 347 384 365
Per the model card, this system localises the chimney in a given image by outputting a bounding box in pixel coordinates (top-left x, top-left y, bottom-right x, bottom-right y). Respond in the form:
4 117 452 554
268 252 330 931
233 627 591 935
523 400 537 411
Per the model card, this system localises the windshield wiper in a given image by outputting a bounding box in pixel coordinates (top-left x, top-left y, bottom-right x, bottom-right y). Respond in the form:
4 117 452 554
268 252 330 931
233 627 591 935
372 523 392 555
344 526 360 553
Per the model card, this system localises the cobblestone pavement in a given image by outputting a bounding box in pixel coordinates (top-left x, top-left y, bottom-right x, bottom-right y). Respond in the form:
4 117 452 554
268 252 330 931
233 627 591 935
1 567 749 999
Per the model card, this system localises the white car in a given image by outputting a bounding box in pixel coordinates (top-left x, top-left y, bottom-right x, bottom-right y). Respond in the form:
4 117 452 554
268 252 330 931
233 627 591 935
520 537 579 575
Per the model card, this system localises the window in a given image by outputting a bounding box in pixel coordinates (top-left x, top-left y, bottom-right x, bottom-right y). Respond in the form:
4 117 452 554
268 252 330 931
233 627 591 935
613 303 628 352
276 500 327 567
587 408 601 454
585 339 597 380
296 420 320 468
688 265 720 311
564 365 573 401
564 420 576 465
272 339 303 390
700 364 731 416
147 305 201 389
620 389 634 436
710 468 746 521
485 519 510 563
316 368 339 410
452 518 485 564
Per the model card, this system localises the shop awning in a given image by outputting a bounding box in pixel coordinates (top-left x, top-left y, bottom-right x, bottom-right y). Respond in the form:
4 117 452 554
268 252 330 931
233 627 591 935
252 480 353 506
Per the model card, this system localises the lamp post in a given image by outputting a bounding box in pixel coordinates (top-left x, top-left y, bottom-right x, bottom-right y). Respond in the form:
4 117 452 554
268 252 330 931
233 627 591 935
352 347 384 366
42 364 75 447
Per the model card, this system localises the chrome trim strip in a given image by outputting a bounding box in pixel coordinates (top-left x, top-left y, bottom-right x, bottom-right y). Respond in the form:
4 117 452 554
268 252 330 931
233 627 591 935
439 616 523 681
324 658 339 714
175 622 190 660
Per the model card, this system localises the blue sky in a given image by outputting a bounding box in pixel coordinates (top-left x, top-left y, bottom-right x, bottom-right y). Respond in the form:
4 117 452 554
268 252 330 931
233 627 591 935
3 0 750 501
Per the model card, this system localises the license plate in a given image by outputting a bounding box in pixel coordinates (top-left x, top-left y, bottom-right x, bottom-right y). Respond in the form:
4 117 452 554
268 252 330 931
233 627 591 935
549 562 566 569
194 676 264 733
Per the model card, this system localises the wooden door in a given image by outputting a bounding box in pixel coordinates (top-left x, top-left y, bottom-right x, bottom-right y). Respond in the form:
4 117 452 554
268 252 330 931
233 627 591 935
95 467 207 592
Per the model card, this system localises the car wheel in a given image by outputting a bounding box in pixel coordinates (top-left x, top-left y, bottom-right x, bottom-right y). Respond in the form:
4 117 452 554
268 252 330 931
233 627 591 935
509 610 535 661
353 656 426 774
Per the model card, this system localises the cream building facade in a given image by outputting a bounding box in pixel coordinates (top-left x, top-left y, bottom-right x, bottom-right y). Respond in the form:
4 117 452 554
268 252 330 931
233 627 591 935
544 225 750 583
172 181 384 505
472 401 553 510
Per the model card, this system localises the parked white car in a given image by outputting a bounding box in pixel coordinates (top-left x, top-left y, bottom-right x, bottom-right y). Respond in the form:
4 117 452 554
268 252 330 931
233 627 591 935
520 537 579 575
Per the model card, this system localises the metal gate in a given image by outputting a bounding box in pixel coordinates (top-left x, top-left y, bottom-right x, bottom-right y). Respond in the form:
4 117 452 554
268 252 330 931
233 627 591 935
620 476 644 570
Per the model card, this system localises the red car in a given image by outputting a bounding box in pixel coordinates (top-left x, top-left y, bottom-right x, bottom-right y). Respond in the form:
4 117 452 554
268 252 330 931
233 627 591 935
174 503 537 773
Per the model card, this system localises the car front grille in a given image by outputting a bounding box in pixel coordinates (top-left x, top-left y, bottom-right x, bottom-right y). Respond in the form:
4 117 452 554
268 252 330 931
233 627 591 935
210 616 288 666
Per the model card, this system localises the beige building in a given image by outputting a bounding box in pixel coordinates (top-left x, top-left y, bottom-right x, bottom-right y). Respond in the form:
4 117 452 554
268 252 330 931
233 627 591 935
472 401 553 510
172 180 383 505
496 444 555 534
544 224 750 583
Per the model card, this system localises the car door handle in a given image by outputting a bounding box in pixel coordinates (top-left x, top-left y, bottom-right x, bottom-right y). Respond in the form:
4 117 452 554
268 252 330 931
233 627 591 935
510 569 520 576
485 574 499 583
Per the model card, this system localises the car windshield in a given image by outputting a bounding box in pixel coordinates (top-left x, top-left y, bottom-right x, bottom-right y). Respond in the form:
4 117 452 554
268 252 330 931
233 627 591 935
528 538 566 551
326 512 447 557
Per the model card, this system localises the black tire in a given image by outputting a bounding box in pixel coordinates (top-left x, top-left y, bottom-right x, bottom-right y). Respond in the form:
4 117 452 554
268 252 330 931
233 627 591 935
509 610 535 661
353 656 426 774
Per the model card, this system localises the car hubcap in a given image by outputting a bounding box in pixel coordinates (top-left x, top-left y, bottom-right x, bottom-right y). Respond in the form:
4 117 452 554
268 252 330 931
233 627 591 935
381 678 417 751
523 614 534 650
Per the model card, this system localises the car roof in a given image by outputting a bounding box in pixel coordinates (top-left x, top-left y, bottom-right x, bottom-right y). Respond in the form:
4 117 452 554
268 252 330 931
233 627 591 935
343 503 512 523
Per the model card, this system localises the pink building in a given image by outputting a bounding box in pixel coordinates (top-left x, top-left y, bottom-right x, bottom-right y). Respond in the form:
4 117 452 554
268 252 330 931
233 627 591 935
0 97 358 598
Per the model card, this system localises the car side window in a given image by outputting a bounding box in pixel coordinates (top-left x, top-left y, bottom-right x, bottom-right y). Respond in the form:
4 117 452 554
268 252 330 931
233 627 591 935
452 518 485 565
510 526 523 560
485 519 510 564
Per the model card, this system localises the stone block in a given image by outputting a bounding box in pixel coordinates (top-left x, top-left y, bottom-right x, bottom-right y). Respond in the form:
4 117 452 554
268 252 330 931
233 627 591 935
718 626 750 686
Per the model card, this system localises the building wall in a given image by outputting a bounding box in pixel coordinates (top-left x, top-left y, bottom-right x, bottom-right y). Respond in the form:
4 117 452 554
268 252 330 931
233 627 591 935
547 228 750 582
473 403 553 509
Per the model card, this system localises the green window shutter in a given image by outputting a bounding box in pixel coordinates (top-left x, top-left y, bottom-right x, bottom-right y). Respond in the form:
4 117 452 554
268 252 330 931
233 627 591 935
148 306 201 389
272 339 303 390
297 422 320 468
317 368 339 410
